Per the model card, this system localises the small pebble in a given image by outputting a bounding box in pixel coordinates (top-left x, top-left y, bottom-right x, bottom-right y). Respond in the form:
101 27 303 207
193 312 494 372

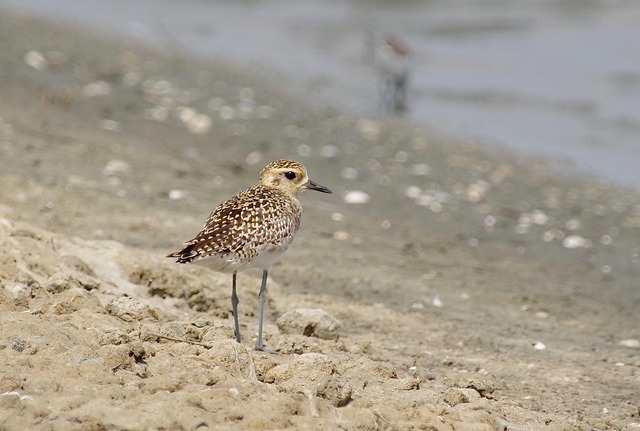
106 297 158 322
333 231 349 240
532 341 546 350
24 50 48 70
100 120 123 132
405 186 421 199
530 210 549 225
618 338 640 348
563 235 587 249
1 391 31 401
542 229 565 242
276 308 342 340
103 159 131 176
343 190 370 204
330 212 344 222
189 114 212 135
168 190 185 200
467 181 490 203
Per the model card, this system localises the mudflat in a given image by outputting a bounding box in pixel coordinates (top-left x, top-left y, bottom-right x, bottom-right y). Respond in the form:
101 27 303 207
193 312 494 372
0 10 638 431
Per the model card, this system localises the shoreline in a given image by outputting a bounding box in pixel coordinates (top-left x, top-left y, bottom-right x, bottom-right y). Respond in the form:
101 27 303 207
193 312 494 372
4 0 640 190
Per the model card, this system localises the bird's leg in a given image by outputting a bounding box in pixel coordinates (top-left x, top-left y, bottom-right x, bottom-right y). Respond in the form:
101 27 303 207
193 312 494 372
231 272 241 344
393 72 408 112
255 269 269 351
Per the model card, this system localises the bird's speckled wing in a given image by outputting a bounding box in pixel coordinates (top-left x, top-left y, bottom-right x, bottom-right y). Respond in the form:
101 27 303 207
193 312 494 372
167 185 301 266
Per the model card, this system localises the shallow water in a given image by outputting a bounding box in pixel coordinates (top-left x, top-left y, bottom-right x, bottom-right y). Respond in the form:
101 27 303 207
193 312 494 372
3 0 640 188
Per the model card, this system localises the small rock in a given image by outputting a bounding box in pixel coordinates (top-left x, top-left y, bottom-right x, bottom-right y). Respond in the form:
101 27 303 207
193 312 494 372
343 190 370 204
619 338 640 348
276 308 341 340
275 334 322 354
264 353 351 407
563 235 588 249
11 339 27 353
443 388 469 407
316 375 352 407
0 391 31 408
103 159 131 176
168 189 186 200
106 296 158 322
50 287 103 315
532 341 546 350
100 119 123 132
24 50 48 70
185 113 212 135
393 378 421 391
46 273 78 293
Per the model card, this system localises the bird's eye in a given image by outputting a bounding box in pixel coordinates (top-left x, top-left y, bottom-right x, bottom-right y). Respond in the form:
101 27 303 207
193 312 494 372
284 171 296 180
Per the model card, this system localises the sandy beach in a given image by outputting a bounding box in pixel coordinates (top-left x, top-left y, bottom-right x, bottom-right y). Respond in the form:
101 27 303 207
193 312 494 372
0 9 639 430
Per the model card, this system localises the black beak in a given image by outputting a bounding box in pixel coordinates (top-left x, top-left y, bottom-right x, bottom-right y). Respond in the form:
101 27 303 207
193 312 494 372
305 180 332 194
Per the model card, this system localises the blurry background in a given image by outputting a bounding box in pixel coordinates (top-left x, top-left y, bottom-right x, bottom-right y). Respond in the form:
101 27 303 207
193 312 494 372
2 0 640 188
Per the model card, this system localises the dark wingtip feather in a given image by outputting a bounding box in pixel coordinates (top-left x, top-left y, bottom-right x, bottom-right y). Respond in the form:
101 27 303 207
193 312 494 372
166 245 197 263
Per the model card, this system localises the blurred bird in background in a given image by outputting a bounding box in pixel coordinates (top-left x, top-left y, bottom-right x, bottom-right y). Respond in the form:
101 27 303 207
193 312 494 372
365 33 412 113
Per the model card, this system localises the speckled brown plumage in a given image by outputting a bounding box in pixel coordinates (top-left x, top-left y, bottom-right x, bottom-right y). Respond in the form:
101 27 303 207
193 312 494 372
169 184 302 271
166 159 331 350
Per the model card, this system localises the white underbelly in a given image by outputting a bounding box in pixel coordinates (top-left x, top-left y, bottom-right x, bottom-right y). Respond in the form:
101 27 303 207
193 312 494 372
191 241 292 273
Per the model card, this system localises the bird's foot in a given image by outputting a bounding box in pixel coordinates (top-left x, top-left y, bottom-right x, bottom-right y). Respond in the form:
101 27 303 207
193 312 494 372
254 345 277 355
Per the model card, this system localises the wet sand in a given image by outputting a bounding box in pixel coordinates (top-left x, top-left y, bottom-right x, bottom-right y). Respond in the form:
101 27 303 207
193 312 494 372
0 10 639 431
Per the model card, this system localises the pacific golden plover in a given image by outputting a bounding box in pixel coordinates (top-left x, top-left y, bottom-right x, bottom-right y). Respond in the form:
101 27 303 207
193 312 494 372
167 159 332 351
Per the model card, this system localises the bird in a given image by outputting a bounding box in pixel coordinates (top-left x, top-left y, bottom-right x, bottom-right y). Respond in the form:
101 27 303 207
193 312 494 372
166 159 332 351
367 33 412 112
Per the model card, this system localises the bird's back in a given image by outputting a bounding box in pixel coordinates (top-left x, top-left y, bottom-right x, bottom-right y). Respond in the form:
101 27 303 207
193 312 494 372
168 184 302 273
